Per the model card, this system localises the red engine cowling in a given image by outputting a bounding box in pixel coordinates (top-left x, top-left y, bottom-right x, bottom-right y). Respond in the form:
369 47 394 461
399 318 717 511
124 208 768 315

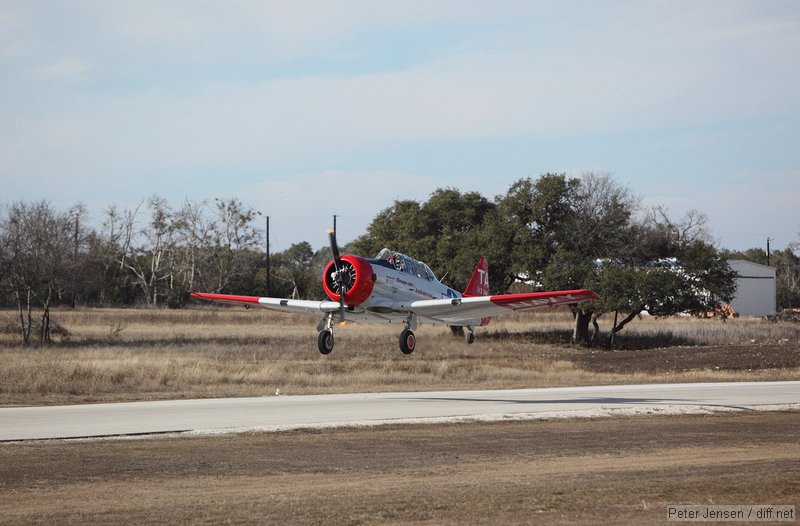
322 255 376 306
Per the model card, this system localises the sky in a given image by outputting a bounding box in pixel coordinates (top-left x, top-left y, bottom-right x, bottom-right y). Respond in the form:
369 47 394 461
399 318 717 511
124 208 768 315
1 0 799 253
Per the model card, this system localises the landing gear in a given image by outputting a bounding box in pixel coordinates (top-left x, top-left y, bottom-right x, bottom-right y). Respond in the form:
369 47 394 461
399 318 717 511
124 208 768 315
465 328 475 345
449 325 475 344
317 329 334 354
399 328 416 355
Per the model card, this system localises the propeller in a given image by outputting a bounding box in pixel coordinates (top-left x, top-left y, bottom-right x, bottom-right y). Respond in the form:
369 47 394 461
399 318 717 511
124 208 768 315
328 229 348 324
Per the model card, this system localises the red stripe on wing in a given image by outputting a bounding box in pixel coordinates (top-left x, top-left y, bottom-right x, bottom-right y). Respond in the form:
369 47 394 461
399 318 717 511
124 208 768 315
191 292 262 305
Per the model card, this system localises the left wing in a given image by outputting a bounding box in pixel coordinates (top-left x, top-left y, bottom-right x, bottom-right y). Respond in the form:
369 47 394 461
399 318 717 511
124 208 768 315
190 292 341 316
396 289 599 325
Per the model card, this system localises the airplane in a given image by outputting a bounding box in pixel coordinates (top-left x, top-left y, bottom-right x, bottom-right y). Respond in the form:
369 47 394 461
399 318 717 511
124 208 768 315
191 230 599 355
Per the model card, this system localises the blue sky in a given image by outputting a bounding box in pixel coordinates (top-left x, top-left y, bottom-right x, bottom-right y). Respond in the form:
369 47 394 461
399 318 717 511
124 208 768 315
1 0 798 253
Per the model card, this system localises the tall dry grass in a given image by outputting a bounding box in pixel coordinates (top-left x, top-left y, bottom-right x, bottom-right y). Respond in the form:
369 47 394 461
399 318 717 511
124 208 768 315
485 311 800 348
1 307 798 406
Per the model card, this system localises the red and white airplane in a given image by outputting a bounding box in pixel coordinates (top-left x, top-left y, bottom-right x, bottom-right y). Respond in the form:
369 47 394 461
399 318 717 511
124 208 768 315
191 230 599 355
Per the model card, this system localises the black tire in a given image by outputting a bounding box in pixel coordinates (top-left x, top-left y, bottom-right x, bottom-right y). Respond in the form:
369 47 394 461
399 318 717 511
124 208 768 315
399 329 416 355
465 331 475 344
317 329 334 355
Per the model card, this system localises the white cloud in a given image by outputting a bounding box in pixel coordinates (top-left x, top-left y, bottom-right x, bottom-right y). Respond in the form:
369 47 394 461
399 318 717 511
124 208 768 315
240 168 439 250
1 0 798 254
28 57 91 81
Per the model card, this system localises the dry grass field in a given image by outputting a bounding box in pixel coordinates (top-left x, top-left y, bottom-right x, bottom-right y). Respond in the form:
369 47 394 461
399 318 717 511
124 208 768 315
1 306 799 406
1 411 798 524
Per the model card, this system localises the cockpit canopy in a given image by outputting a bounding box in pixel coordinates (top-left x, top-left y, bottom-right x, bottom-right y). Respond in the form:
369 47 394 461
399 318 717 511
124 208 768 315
374 248 438 282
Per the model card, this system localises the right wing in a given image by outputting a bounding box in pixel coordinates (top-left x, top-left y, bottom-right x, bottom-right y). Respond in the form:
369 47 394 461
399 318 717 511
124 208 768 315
396 289 599 325
190 292 341 316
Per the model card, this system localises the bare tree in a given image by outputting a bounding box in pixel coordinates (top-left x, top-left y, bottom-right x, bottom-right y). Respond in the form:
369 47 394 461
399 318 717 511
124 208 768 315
644 205 712 253
569 172 641 260
200 198 261 293
0 201 74 344
115 197 179 305
172 198 212 301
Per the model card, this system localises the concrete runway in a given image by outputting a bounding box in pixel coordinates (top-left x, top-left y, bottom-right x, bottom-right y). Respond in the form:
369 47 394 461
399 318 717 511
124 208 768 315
2 381 799 441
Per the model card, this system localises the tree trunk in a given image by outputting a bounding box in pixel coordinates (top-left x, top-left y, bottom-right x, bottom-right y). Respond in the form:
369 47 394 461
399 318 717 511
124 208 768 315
607 309 641 346
609 310 619 348
573 308 592 343
589 313 601 346
40 286 53 344
15 288 33 345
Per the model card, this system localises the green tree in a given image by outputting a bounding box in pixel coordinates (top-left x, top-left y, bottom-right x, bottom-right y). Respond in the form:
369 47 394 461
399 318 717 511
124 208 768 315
591 240 737 346
351 188 497 291
494 174 580 290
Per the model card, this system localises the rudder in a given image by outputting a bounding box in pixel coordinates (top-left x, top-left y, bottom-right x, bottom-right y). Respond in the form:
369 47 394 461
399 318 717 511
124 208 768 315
463 257 490 297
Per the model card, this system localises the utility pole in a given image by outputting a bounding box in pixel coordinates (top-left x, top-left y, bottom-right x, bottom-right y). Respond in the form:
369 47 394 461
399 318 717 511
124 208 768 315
72 208 79 309
767 237 772 267
265 215 270 296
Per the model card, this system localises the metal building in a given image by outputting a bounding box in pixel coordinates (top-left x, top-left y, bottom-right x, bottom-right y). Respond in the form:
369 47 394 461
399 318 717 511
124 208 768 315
727 260 777 316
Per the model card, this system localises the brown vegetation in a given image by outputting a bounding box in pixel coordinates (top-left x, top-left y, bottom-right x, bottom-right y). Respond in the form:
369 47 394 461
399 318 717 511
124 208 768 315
1 307 799 407
1 411 797 524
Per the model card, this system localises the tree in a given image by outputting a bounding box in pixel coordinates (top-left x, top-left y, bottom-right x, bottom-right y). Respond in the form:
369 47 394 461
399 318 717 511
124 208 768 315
269 242 317 299
533 173 640 342
114 197 177 306
642 206 713 258
199 197 262 295
351 189 497 291
590 241 737 346
494 174 580 290
172 198 213 303
0 201 75 344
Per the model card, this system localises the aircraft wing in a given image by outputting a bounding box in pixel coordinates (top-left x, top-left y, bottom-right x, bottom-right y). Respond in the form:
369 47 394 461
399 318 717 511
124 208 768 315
397 289 599 325
190 292 341 316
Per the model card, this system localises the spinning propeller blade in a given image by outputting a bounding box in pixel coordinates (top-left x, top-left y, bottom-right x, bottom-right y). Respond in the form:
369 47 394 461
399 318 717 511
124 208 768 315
327 229 347 324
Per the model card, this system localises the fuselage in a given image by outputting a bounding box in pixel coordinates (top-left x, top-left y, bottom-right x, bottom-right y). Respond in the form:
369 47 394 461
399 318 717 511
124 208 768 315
322 248 473 326
366 249 460 303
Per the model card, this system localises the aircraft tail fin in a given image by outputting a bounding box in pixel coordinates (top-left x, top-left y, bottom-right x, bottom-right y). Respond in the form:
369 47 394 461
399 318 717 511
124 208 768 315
463 257 490 297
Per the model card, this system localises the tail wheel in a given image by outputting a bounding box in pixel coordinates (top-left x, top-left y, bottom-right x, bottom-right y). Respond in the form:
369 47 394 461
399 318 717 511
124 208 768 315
317 329 334 355
399 329 416 355
449 325 465 338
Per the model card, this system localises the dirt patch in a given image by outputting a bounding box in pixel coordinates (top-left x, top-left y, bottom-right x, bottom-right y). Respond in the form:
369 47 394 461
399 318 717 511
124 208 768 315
1 411 797 525
569 343 800 374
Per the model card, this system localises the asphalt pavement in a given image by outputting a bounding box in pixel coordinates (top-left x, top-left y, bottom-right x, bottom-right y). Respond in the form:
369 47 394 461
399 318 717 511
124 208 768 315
2 381 798 441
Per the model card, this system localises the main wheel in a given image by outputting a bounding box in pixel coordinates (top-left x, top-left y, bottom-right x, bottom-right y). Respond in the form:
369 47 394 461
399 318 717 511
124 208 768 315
317 329 334 355
465 331 475 344
399 328 416 355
